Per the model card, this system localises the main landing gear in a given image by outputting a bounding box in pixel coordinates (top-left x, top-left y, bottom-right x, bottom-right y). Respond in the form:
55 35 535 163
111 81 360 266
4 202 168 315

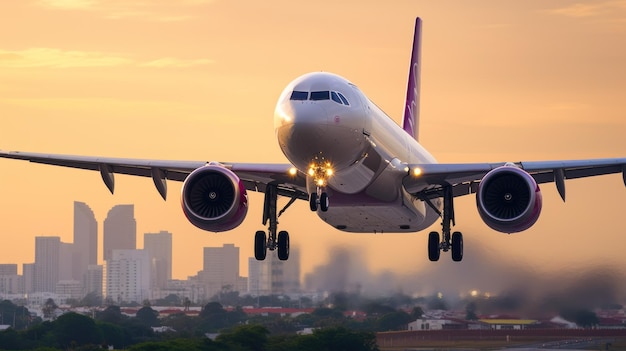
426 185 463 262
254 184 296 261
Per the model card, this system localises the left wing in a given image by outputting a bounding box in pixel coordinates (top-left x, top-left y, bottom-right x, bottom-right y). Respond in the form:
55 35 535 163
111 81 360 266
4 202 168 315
0 150 308 201
404 158 626 200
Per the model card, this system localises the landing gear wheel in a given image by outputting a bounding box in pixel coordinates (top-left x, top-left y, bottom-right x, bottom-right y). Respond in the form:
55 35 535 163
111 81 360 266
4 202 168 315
451 231 463 262
309 193 318 212
254 231 267 261
319 192 329 212
277 231 290 261
428 231 441 262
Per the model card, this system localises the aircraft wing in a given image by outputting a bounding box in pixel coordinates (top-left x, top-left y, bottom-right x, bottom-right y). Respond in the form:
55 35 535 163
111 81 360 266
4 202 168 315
404 158 626 200
0 150 308 201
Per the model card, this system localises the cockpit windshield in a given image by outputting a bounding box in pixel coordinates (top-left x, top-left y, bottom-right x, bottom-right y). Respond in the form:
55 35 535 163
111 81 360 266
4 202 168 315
290 91 308 100
289 90 350 106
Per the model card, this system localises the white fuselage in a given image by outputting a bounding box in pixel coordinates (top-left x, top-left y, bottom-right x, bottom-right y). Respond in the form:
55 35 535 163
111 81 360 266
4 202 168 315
275 72 440 233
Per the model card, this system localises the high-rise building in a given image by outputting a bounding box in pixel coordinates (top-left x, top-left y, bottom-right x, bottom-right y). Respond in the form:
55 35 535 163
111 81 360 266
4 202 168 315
73 201 98 282
84 264 103 297
22 263 35 294
59 242 74 281
248 248 300 295
103 204 136 261
143 230 172 289
0 264 17 276
34 236 61 293
200 244 246 298
104 249 150 304
0 264 22 295
248 257 271 296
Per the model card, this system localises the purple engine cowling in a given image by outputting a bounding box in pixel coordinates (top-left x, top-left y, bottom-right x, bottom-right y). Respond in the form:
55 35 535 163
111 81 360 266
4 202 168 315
181 165 248 232
476 165 542 233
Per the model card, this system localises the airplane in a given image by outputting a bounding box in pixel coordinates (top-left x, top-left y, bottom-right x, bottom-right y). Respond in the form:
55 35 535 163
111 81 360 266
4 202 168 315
1 18 625 263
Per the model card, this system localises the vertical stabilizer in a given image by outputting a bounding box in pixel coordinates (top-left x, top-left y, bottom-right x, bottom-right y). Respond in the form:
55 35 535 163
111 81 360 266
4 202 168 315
402 17 422 141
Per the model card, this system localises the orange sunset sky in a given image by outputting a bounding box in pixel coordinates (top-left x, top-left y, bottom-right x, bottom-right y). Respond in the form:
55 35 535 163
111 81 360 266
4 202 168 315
1 1 625 287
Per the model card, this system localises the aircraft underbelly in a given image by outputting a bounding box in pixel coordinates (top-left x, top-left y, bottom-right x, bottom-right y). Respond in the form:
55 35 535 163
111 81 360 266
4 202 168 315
318 198 437 233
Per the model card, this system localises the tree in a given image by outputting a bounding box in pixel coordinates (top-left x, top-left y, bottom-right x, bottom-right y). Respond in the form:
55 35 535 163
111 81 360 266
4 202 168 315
42 298 58 320
294 327 379 351
0 300 31 330
136 306 160 327
216 324 269 351
410 306 424 320
376 311 411 331
465 301 478 320
80 292 103 307
53 312 102 348
97 305 125 325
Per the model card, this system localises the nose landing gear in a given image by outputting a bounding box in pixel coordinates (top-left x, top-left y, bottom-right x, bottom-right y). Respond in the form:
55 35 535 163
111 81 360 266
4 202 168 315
309 189 329 212
307 158 333 212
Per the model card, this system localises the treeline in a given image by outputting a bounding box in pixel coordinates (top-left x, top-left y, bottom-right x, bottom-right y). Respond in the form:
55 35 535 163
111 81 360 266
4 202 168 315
0 300 383 350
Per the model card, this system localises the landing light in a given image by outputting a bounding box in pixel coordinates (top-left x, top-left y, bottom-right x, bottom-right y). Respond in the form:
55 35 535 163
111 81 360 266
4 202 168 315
316 179 325 186
288 167 297 176
413 167 422 176
326 169 333 176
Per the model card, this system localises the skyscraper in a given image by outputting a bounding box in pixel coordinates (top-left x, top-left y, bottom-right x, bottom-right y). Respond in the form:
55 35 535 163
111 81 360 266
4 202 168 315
200 244 246 298
34 236 61 293
143 230 172 289
248 248 300 295
103 204 136 261
73 201 97 282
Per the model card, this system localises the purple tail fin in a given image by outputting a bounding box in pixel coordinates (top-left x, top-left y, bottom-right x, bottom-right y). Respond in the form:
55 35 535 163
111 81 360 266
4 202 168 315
402 17 422 141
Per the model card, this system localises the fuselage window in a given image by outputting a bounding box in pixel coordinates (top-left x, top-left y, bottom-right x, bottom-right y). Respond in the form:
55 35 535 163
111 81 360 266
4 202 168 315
310 91 330 101
331 91 342 104
290 91 309 100
337 92 350 106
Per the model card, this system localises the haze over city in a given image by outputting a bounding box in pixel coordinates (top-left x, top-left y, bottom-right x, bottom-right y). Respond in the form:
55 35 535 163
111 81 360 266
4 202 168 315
1 0 626 300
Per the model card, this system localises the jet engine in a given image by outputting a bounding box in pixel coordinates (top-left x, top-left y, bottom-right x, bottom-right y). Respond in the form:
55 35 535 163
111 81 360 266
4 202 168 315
476 165 542 233
181 164 248 232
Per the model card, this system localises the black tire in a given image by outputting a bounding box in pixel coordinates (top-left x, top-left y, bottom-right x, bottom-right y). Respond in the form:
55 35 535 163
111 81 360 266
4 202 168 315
428 231 440 261
309 193 318 211
277 231 290 261
320 192 329 212
254 231 267 261
451 231 463 262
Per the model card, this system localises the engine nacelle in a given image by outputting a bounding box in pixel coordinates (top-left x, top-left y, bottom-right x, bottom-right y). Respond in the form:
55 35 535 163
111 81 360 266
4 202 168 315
476 165 542 233
181 164 248 232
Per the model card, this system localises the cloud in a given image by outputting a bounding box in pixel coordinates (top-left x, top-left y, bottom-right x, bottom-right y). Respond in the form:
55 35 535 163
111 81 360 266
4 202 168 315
37 0 214 22
0 48 212 69
545 1 626 18
140 57 213 68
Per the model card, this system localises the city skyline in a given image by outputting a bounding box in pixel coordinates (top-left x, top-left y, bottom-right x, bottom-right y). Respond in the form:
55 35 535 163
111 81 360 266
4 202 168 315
1 1 626 286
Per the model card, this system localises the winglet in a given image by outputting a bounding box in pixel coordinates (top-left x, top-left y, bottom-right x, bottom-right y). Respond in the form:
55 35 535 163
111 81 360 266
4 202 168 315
402 17 422 141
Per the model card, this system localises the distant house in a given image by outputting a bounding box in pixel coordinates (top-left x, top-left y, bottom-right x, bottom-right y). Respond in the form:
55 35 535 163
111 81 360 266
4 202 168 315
478 319 538 330
408 318 467 331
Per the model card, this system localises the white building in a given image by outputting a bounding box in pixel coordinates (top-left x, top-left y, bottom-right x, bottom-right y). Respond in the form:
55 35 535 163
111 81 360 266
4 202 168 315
104 249 150 304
